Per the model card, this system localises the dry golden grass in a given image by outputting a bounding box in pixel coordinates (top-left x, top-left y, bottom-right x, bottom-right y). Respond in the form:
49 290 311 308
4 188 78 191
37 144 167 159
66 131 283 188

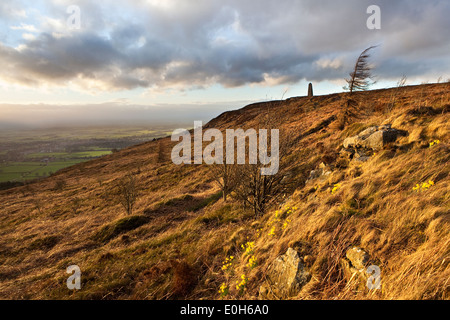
0 83 448 300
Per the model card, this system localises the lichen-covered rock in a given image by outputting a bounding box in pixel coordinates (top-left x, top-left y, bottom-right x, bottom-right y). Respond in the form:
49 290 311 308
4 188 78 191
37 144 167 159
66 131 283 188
340 247 371 290
259 248 310 299
346 247 369 270
343 125 405 151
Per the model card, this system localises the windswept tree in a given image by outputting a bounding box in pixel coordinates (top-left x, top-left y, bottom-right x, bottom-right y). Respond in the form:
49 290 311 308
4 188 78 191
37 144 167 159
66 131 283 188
345 46 377 93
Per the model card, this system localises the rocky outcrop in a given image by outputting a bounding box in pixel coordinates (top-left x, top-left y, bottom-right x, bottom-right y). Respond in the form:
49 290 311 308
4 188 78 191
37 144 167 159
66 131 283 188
259 248 311 299
343 124 406 151
336 125 408 167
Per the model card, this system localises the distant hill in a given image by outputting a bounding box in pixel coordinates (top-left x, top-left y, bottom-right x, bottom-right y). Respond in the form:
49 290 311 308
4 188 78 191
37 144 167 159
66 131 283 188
0 83 448 300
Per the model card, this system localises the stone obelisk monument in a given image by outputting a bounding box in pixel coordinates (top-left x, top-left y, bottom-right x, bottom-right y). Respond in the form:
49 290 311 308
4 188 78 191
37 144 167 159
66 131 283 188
308 83 313 97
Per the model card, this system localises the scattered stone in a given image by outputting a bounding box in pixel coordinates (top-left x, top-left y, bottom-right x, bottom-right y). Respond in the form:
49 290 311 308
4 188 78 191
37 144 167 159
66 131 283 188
354 149 370 159
340 257 359 279
340 247 371 290
346 246 369 270
259 248 311 299
338 147 373 164
280 171 294 184
307 162 332 182
258 285 269 298
308 169 322 181
318 162 330 171
353 156 371 163
354 150 371 162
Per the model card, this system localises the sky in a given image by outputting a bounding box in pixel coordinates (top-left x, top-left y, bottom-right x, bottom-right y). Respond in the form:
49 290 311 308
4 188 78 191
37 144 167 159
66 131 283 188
0 0 449 129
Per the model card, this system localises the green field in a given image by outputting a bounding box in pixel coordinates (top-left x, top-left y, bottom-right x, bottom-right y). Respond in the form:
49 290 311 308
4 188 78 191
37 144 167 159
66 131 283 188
0 125 183 184
0 148 111 182
0 150 114 183
0 160 86 183
26 150 112 160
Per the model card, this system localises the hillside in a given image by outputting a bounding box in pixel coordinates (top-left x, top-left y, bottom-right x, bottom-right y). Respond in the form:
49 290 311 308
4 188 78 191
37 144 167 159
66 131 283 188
0 83 449 300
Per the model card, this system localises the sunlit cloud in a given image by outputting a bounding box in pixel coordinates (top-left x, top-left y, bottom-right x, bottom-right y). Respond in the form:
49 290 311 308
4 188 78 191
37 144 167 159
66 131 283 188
0 0 448 93
0 0 448 127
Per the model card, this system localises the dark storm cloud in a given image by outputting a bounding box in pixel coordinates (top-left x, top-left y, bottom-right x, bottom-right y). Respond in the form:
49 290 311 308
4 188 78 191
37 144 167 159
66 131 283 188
0 0 449 91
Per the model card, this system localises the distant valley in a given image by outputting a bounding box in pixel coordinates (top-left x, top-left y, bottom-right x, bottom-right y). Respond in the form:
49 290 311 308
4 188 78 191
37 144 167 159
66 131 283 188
0 125 182 184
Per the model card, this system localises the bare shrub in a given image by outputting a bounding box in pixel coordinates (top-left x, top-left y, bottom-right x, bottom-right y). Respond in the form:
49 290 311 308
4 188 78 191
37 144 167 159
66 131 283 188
231 110 297 216
117 174 139 215
388 75 408 113
209 163 238 202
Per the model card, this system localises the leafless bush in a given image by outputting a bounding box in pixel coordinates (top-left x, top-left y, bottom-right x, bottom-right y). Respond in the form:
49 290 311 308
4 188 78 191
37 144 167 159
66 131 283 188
388 75 408 113
117 174 139 215
209 163 238 202
231 110 296 215
233 150 295 215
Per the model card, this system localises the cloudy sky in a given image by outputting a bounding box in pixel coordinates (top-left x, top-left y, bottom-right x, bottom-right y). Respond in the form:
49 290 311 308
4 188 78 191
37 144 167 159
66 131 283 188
0 0 449 128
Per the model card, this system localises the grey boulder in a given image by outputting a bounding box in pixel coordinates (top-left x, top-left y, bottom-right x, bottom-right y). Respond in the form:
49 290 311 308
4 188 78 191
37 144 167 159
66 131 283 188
343 125 405 151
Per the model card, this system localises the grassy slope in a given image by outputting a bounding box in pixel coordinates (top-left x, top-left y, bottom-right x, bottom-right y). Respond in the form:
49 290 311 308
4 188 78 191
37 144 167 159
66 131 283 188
0 83 448 300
